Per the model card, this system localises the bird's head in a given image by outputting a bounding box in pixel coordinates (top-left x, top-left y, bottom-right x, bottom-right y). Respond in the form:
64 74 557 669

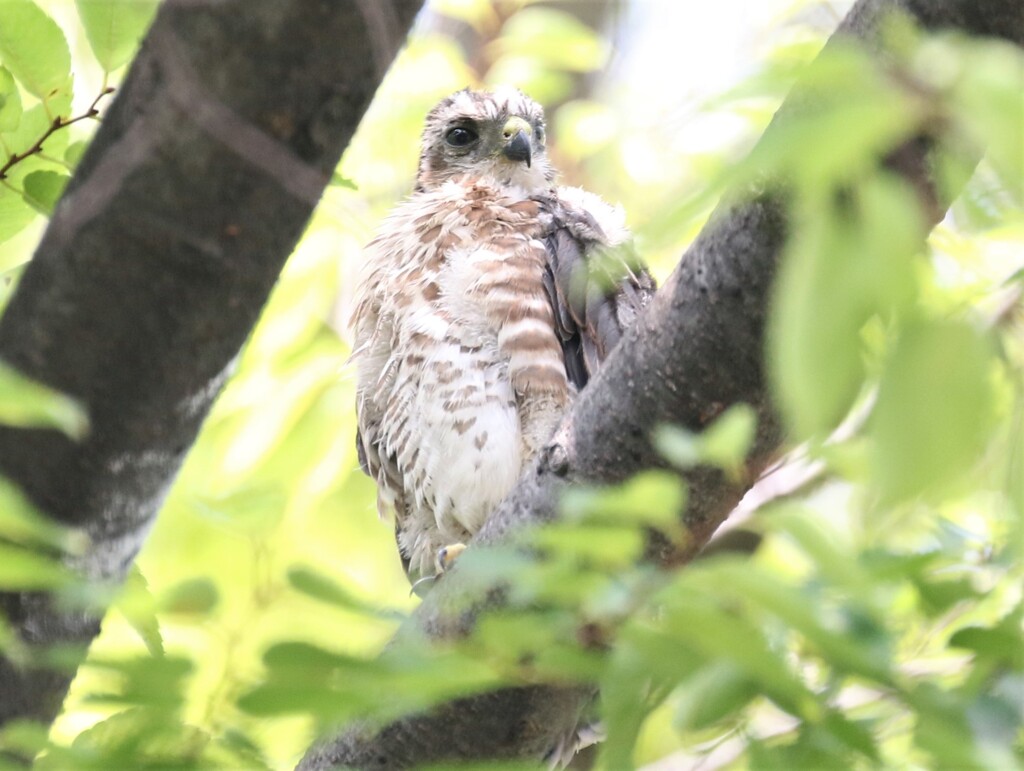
415 87 556 193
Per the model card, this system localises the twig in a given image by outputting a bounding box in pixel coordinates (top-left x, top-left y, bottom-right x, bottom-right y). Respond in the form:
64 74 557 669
0 87 115 180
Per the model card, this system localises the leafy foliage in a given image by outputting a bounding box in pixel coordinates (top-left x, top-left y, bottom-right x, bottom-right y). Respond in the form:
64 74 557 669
0 1 1021 770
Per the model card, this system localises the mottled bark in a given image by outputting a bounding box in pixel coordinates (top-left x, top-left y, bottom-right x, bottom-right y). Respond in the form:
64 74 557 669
300 0 1022 767
0 0 425 728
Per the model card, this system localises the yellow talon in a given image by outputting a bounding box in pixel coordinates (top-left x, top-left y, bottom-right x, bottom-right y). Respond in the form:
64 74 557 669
435 542 467 574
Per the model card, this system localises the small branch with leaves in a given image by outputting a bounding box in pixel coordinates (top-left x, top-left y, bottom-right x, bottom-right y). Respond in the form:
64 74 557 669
0 86 114 181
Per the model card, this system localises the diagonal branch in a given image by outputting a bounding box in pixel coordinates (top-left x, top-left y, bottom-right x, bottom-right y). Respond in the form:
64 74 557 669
300 0 1023 767
0 87 114 181
0 0 425 729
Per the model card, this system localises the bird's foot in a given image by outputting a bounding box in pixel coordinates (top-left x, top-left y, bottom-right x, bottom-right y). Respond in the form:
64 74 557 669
435 542 466 573
409 542 467 597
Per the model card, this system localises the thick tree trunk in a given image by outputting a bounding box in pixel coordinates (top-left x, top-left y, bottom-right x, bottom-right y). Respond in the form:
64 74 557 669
0 0 425 728
299 0 1023 768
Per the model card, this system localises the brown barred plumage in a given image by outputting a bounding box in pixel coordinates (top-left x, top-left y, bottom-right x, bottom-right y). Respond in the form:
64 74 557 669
352 88 655 579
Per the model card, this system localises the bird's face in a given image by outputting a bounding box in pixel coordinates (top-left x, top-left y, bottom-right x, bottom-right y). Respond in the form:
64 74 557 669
415 87 556 193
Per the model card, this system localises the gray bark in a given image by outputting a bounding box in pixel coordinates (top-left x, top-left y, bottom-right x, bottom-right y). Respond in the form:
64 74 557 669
0 0 425 728
299 0 1023 767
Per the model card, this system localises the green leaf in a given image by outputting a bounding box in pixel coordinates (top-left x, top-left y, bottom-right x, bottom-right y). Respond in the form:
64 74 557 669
0 361 89 439
871 320 996 503
158 578 218 617
0 542 72 590
821 710 879 761
949 609 1024 670
770 176 921 439
490 8 608 73
701 403 757 469
532 522 644 568
0 476 85 552
660 591 820 720
654 404 757 475
116 566 164 658
2 96 72 160
949 39 1024 203
0 66 21 132
555 99 617 160
62 706 209 767
22 169 68 215
560 471 685 536
696 562 894 684
0 185 36 246
64 140 87 168
0 720 51 763
84 656 192 709
908 683 981 769
328 170 357 190
262 641 354 674
287 565 404 620
912 576 979 617
75 0 157 73
674 662 759 731
0 0 71 99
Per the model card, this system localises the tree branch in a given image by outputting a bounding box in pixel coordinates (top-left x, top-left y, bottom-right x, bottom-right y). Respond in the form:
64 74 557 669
300 0 1023 767
0 0 425 728
0 87 114 181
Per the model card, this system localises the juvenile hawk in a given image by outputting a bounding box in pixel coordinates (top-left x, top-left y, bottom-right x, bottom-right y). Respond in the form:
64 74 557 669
352 88 654 580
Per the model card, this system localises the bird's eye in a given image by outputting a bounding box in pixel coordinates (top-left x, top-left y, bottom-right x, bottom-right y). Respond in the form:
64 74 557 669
445 127 478 147
535 126 545 143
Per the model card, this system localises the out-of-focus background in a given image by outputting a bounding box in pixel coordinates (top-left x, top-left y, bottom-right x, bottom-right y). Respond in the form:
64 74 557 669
0 1 1020 768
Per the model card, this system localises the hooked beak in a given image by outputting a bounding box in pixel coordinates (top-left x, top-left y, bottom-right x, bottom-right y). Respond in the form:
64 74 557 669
501 117 532 168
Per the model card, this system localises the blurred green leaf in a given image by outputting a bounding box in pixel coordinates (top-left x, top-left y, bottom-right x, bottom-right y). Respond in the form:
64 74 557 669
328 170 358 190
0 66 21 132
945 38 1024 202
216 728 273 771
560 471 685 537
912 575 979 617
821 710 879 762
490 8 608 73
241 641 502 720
0 719 51 763
84 657 192 710
532 523 644 568
22 169 68 215
673 662 758 731
771 175 921 439
75 0 157 72
871 319 996 503
949 607 1024 670
64 139 87 168
555 99 617 160
116 566 164 658
0 476 84 552
0 542 72 590
654 404 757 475
54 706 210 769
745 43 914 191
907 683 982 769
287 564 404 620
696 562 894 684
0 0 71 99
190 484 286 534
158 578 218 617
0 185 36 246
660 593 820 720
0 361 88 438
